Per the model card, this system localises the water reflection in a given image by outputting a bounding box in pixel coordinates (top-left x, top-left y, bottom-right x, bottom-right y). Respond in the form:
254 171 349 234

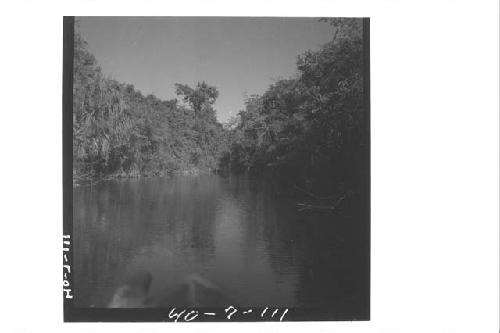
73 175 368 315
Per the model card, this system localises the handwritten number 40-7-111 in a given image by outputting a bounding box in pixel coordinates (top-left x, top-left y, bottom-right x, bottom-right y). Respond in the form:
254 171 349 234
168 307 289 322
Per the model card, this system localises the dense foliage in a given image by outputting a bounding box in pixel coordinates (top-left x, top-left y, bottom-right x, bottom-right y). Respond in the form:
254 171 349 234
73 32 227 183
222 18 367 201
73 18 367 204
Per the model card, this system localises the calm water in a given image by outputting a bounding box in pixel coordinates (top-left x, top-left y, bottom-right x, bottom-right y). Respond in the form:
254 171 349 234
73 175 368 316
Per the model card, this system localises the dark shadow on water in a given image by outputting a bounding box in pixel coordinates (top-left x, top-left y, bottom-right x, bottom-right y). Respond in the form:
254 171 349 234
73 174 368 316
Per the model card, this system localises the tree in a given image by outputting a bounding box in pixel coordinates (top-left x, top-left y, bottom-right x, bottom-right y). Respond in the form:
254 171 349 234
222 18 366 197
175 82 219 120
73 30 228 182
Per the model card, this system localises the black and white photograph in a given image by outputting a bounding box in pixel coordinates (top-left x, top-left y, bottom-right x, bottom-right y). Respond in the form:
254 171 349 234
1 1 498 332
64 16 370 321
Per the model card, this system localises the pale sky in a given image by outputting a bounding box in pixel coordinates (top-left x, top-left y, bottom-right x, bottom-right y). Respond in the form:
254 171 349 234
76 17 335 122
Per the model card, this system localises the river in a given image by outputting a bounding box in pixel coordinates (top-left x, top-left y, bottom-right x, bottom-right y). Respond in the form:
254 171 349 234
73 174 368 317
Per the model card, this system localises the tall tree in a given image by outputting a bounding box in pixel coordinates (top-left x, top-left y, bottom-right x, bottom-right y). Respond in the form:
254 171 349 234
175 82 219 120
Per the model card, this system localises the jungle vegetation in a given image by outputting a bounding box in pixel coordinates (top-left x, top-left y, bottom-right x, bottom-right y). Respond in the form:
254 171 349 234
73 32 227 181
73 18 367 206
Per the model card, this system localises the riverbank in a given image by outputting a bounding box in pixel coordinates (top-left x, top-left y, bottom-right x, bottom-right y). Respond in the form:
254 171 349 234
73 167 210 187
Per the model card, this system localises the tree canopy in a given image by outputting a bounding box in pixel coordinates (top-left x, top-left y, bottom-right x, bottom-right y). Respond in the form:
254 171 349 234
73 18 367 201
220 18 366 198
73 32 226 182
